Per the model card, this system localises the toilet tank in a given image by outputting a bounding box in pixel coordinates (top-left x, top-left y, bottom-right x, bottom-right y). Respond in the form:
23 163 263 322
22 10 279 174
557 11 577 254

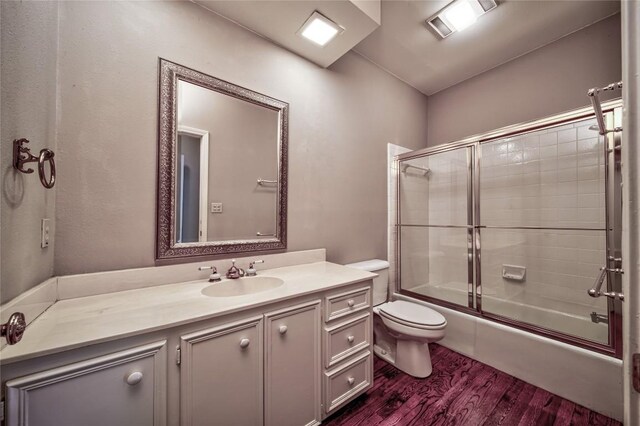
345 259 390 306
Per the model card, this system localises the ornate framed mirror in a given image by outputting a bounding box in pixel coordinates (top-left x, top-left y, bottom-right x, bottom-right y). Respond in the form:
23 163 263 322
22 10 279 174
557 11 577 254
156 59 288 261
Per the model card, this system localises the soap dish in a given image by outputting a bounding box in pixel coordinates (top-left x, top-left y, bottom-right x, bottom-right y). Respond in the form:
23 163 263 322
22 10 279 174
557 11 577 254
502 264 526 282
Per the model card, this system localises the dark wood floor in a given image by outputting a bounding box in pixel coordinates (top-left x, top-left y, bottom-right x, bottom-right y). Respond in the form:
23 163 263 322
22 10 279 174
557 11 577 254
324 344 621 426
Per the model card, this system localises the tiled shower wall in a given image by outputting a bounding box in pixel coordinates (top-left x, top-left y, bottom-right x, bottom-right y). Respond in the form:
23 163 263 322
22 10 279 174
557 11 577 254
424 150 468 295
394 116 608 316
396 154 432 291
480 117 608 313
423 150 468 226
480 119 605 229
398 148 469 299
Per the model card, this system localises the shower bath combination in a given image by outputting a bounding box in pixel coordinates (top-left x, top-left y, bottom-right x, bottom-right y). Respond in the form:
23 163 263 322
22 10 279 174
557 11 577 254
394 99 624 357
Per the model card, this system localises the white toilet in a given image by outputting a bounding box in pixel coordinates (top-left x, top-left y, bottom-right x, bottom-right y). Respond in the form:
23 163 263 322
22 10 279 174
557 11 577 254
346 259 447 378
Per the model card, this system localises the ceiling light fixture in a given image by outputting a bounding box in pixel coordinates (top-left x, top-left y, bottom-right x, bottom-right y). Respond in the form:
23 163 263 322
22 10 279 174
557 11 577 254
298 11 344 47
427 0 497 39
444 1 477 31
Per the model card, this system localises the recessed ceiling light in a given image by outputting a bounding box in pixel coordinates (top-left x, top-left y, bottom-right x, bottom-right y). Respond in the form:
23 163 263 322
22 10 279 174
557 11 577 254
427 0 497 39
444 1 477 32
298 11 344 47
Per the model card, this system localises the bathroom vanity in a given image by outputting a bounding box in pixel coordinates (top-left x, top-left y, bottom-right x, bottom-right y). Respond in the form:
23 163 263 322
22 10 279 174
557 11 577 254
0 257 376 426
0 55 375 426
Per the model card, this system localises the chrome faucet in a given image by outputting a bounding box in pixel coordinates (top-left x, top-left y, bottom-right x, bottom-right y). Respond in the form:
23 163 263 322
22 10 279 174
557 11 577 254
226 259 245 279
246 260 264 277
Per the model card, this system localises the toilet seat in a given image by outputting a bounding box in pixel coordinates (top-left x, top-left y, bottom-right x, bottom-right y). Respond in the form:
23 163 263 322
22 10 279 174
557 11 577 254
377 301 446 330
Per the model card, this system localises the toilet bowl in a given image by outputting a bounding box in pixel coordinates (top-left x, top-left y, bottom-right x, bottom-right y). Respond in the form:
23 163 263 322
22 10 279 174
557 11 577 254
346 260 447 378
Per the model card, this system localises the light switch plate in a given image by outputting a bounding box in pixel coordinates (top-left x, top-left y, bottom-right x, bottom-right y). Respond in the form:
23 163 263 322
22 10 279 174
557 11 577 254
210 202 223 213
41 218 51 248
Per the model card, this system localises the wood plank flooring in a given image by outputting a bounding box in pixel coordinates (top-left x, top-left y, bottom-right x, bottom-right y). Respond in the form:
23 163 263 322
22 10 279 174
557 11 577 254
324 344 621 426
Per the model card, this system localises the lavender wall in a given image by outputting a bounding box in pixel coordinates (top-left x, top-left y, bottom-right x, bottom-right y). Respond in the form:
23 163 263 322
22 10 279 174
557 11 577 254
50 1 429 276
0 2 58 303
427 14 621 146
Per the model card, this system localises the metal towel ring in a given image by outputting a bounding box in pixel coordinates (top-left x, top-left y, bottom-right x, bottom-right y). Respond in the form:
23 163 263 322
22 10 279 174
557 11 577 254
12 138 56 189
38 149 55 189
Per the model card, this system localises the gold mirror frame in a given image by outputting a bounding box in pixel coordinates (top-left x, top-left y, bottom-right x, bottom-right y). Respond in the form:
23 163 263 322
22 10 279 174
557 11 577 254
156 59 288 261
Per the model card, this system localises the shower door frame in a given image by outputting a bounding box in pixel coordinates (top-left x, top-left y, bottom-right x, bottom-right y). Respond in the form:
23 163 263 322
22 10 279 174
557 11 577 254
395 99 624 358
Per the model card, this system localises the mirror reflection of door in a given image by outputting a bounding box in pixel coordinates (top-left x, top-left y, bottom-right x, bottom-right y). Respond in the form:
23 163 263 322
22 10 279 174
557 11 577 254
175 79 279 243
176 127 209 243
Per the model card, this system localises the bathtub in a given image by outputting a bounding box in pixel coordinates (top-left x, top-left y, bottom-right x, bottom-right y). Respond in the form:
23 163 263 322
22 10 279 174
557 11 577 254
409 281 609 344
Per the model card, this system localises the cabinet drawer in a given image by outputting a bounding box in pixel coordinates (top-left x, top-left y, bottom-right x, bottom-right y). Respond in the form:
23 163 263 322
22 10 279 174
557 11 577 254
324 287 371 322
324 313 371 368
323 351 372 414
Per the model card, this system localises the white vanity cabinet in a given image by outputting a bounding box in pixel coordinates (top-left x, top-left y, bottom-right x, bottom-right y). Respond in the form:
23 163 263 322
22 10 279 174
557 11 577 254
1 276 374 426
179 301 322 426
4 340 167 426
322 286 373 417
179 316 264 426
264 301 321 426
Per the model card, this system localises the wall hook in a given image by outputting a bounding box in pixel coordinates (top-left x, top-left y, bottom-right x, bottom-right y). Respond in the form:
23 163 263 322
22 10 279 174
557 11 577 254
12 138 56 189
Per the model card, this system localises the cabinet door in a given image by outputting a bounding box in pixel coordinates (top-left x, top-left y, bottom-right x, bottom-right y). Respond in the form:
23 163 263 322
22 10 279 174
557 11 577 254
265 300 321 426
180 316 263 426
5 341 167 426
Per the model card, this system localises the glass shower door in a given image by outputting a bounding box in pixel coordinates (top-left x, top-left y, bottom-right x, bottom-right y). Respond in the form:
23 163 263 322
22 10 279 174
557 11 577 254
477 114 619 346
395 105 623 355
398 146 474 309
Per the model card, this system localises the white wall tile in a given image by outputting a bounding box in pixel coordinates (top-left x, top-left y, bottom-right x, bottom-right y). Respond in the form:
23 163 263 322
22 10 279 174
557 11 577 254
396 117 609 342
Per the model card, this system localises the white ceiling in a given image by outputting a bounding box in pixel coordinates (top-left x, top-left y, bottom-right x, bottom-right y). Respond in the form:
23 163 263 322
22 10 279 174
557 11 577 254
194 0 381 68
194 0 620 95
354 0 621 95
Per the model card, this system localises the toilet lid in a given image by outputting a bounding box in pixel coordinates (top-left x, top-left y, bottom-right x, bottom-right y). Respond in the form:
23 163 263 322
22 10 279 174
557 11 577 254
378 301 446 327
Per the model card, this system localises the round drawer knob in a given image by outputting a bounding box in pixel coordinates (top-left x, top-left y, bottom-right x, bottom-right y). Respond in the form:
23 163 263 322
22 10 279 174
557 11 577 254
239 338 250 349
347 377 355 386
126 371 143 386
279 325 288 335
347 335 355 344
347 299 355 308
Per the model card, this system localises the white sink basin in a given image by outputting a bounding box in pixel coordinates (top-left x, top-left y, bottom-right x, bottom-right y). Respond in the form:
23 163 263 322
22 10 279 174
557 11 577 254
201 276 285 297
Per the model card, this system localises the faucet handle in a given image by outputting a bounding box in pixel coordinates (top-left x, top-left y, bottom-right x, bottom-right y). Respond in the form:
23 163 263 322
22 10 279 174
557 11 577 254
198 265 221 282
247 259 264 276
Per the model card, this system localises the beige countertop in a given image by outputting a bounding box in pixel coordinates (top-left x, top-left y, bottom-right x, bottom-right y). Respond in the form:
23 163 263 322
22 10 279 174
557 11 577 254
0 262 375 365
